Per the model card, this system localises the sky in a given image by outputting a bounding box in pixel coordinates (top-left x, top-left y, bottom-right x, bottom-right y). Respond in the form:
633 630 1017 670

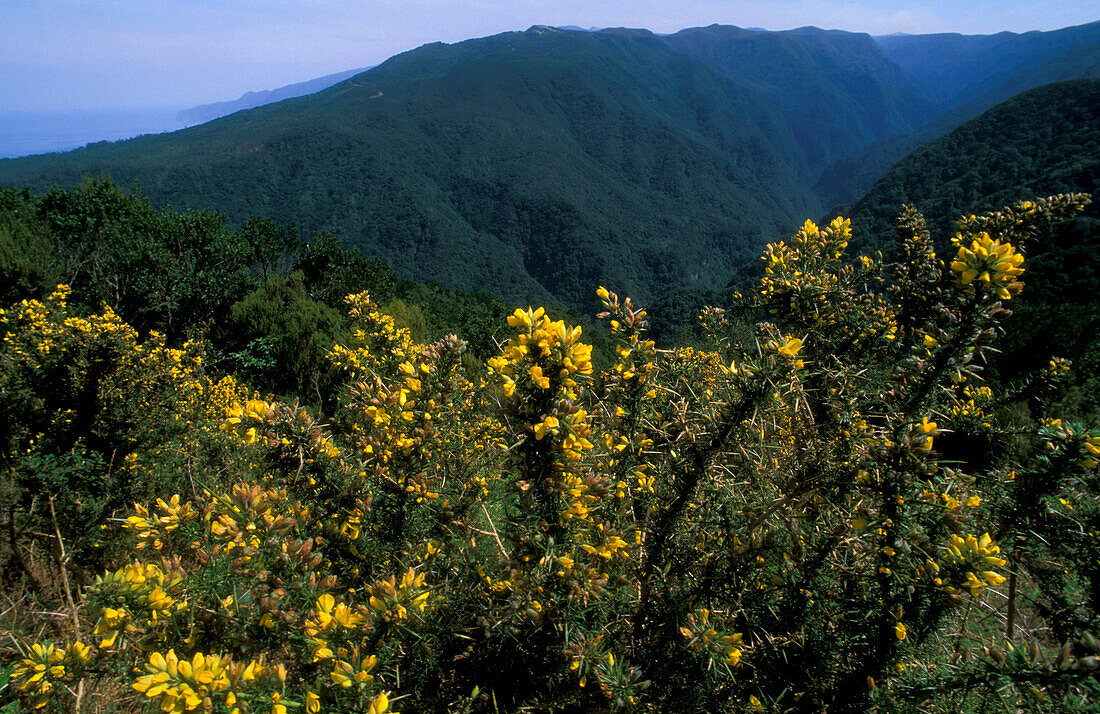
1 0 1098 113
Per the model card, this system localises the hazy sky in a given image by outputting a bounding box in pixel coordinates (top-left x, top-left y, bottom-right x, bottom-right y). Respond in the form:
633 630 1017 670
2 0 1097 112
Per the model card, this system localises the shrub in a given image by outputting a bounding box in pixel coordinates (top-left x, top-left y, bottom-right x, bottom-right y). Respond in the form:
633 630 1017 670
3 196 1098 713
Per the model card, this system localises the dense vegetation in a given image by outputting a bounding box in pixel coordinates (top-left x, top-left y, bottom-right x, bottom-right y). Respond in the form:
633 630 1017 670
0 179 522 401
848 80 1100 410
850 80 1100 251
815 25 1100 209
0 24 936 315
1 20 1099 713
2 191 1099 712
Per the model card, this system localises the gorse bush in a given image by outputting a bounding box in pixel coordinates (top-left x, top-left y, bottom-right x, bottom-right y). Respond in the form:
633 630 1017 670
2 195 1099 713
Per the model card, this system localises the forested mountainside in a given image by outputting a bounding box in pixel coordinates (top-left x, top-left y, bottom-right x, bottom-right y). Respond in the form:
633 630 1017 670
875 20 1100 109
0 24 933 315
848 79 1100 401
816 27 1100 208
850 80 1100 254
176 67 373 125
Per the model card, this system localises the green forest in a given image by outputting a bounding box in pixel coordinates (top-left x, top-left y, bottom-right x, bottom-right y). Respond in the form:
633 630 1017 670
2 20 1100 714
0 24 941 315
2 182 1099 712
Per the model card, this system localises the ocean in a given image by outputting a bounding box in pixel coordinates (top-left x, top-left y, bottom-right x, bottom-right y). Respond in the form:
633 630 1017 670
0 108 191 159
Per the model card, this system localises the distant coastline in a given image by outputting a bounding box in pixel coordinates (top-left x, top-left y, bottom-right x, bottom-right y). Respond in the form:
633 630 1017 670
0 108 190 159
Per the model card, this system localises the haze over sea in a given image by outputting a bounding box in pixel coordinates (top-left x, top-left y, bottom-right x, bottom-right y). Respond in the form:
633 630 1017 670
0 109 190 159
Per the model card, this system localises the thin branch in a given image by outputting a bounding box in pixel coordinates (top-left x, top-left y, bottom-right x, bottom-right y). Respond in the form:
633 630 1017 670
48 496 80 636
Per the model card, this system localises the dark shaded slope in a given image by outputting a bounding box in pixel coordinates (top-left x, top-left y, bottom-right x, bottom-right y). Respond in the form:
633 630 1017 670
876 21 1100 109
849 79 1100 253
816 41 1100 209
0 25 939 313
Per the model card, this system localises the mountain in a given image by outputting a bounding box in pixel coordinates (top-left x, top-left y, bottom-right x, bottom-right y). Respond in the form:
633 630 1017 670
177 67 373 124
849 79 1100 252
0 24 932 314
655 25 935 176
847 79 1100 394
815 25 1100 208
875 20 1100 110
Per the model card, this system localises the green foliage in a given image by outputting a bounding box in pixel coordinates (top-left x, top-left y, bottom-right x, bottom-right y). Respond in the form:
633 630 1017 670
33 177 257 342
0 188 57 305
0 179 536 401
239 215 298 281
0 287 233 575
3 197 1098 713
226 272 345 400
381 299 426 343
0 25 937 314
293 231 397 308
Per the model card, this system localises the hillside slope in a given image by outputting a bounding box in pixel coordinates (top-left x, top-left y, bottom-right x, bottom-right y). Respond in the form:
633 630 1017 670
850 79 1100 251
177 67 372 124
875 21 1100 109
815 41 1100 208
848 79 1100 393
0 25 934 313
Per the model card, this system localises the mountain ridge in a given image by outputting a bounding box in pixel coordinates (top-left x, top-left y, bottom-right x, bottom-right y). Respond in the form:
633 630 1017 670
0 24 933 314
176 67 374 125
1 22 1096 317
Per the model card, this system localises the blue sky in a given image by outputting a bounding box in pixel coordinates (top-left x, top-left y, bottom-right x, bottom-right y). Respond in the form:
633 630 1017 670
2 0 1097 112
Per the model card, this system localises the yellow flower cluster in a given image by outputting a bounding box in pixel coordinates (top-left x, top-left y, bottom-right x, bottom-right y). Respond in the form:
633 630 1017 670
679 608 745 668
305 593 367 661
12 642 93 709
765 335 805 370
1084 435 1100 469
909 416 938 454
488 307 593 399
205 483 302 565
329 650 378 689
759 217 851 320
950 232 1024 300
1042 357 1072 380
934 532 1008 597
132 649 284 714
366 567 431 623
330 294 468 476
86 561 185 649
950 385 993 425
123 494 198 551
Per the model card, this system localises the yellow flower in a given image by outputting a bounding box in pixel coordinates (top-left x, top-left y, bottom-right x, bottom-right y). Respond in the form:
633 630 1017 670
368 692 392 714
950 233 1024 299
778 337 803 356
533 416 559 441
529 364 550 389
